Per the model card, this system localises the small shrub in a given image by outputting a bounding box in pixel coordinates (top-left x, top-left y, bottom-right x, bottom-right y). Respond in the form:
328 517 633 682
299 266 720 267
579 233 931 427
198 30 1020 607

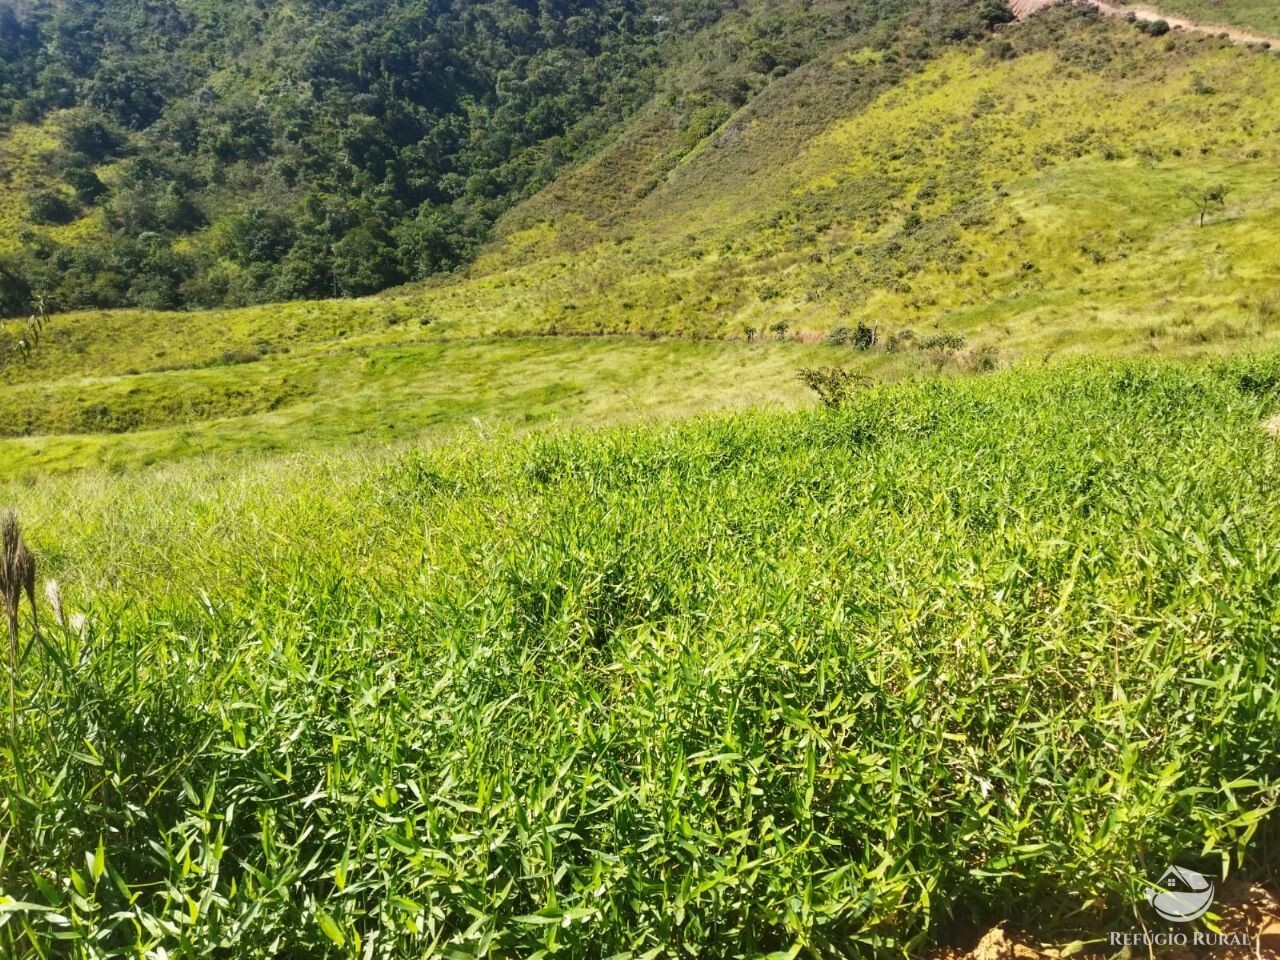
769 320 791 341
925 347 956 372
970 345 1000 372
983 39 1015 61
827 323 877 349
917 333 966 351
886 329 916 351
825 325 853 346
797 366 871 408
25 190 78 226
62 166 107 205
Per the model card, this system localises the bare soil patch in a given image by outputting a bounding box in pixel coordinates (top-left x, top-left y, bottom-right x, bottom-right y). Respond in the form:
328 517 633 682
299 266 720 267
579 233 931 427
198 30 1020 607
925 882 1280 960
1008 0 1280 48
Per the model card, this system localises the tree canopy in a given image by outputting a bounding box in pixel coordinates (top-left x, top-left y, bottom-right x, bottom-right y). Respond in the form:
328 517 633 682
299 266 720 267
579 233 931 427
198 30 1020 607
0 0 732 312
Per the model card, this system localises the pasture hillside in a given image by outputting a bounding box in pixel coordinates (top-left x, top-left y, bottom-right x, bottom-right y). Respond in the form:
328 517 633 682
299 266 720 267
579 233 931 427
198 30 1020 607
5 7 1280 476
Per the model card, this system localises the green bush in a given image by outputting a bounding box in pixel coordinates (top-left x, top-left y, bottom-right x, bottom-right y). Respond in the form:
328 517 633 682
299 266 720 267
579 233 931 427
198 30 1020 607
824 325 849 345
917 332 966 351
24 189 77 225
61 166 107 205
796 365 871 407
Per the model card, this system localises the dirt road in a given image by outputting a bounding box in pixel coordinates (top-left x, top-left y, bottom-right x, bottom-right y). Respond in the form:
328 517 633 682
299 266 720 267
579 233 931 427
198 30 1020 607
1008 0 1280 48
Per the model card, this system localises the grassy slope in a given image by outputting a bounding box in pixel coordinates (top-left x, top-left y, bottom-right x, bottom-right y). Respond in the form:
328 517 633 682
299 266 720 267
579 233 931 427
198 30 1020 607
0 119 103 256
3 357 1279 956
0 337 864 476
4 10 1280 478
455 12 1280 344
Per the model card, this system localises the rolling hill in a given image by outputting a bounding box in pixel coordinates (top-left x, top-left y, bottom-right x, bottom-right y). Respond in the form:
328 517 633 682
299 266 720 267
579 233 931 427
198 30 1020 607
4 3 1280 474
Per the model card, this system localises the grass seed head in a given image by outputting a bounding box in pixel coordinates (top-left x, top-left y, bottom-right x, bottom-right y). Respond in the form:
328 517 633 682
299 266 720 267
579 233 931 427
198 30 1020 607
1 509 37 632
43 579 65 630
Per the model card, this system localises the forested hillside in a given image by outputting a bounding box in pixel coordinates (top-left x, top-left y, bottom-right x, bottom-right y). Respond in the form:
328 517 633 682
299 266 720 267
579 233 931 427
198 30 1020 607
0 0 990 315
0 0 696 311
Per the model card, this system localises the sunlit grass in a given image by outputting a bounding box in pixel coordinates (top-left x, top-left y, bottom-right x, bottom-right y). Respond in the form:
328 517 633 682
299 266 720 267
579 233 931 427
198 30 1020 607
2 356 1279 957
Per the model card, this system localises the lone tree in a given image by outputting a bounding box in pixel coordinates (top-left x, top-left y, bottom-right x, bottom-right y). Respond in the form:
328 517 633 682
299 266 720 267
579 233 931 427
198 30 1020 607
1180 184 1230 228
797 366 871 409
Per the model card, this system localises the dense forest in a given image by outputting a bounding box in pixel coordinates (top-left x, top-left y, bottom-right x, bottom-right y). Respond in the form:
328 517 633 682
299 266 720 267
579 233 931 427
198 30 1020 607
0 0 728 313
0 0 1015 316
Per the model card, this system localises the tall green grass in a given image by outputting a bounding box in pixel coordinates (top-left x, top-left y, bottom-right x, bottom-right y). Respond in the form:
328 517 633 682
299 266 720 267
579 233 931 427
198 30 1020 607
2 357 1279 957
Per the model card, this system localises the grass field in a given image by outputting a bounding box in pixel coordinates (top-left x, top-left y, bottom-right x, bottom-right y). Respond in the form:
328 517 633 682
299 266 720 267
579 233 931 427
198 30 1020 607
2 356 1279 956
0 336 868 477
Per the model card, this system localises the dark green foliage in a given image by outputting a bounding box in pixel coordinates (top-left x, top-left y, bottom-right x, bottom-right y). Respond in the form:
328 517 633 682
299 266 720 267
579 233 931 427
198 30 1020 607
825 324 854 346
24 189 76 225
59 164 106 205
55 109 124 162
0 0 1008 316
220 207 295 267
0 0 759 313
332 226 401 297
394 205 475 280
6 233 196 313
824 323 877 349
0 264 30 318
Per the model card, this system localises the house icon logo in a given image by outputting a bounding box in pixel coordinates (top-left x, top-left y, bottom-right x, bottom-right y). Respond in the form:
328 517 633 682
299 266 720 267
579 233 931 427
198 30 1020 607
1145 866 1215 923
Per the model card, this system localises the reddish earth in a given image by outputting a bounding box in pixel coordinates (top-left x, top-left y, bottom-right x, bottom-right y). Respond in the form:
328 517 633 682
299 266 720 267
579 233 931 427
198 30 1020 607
927 882 1280 960
1008 0 1280 48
